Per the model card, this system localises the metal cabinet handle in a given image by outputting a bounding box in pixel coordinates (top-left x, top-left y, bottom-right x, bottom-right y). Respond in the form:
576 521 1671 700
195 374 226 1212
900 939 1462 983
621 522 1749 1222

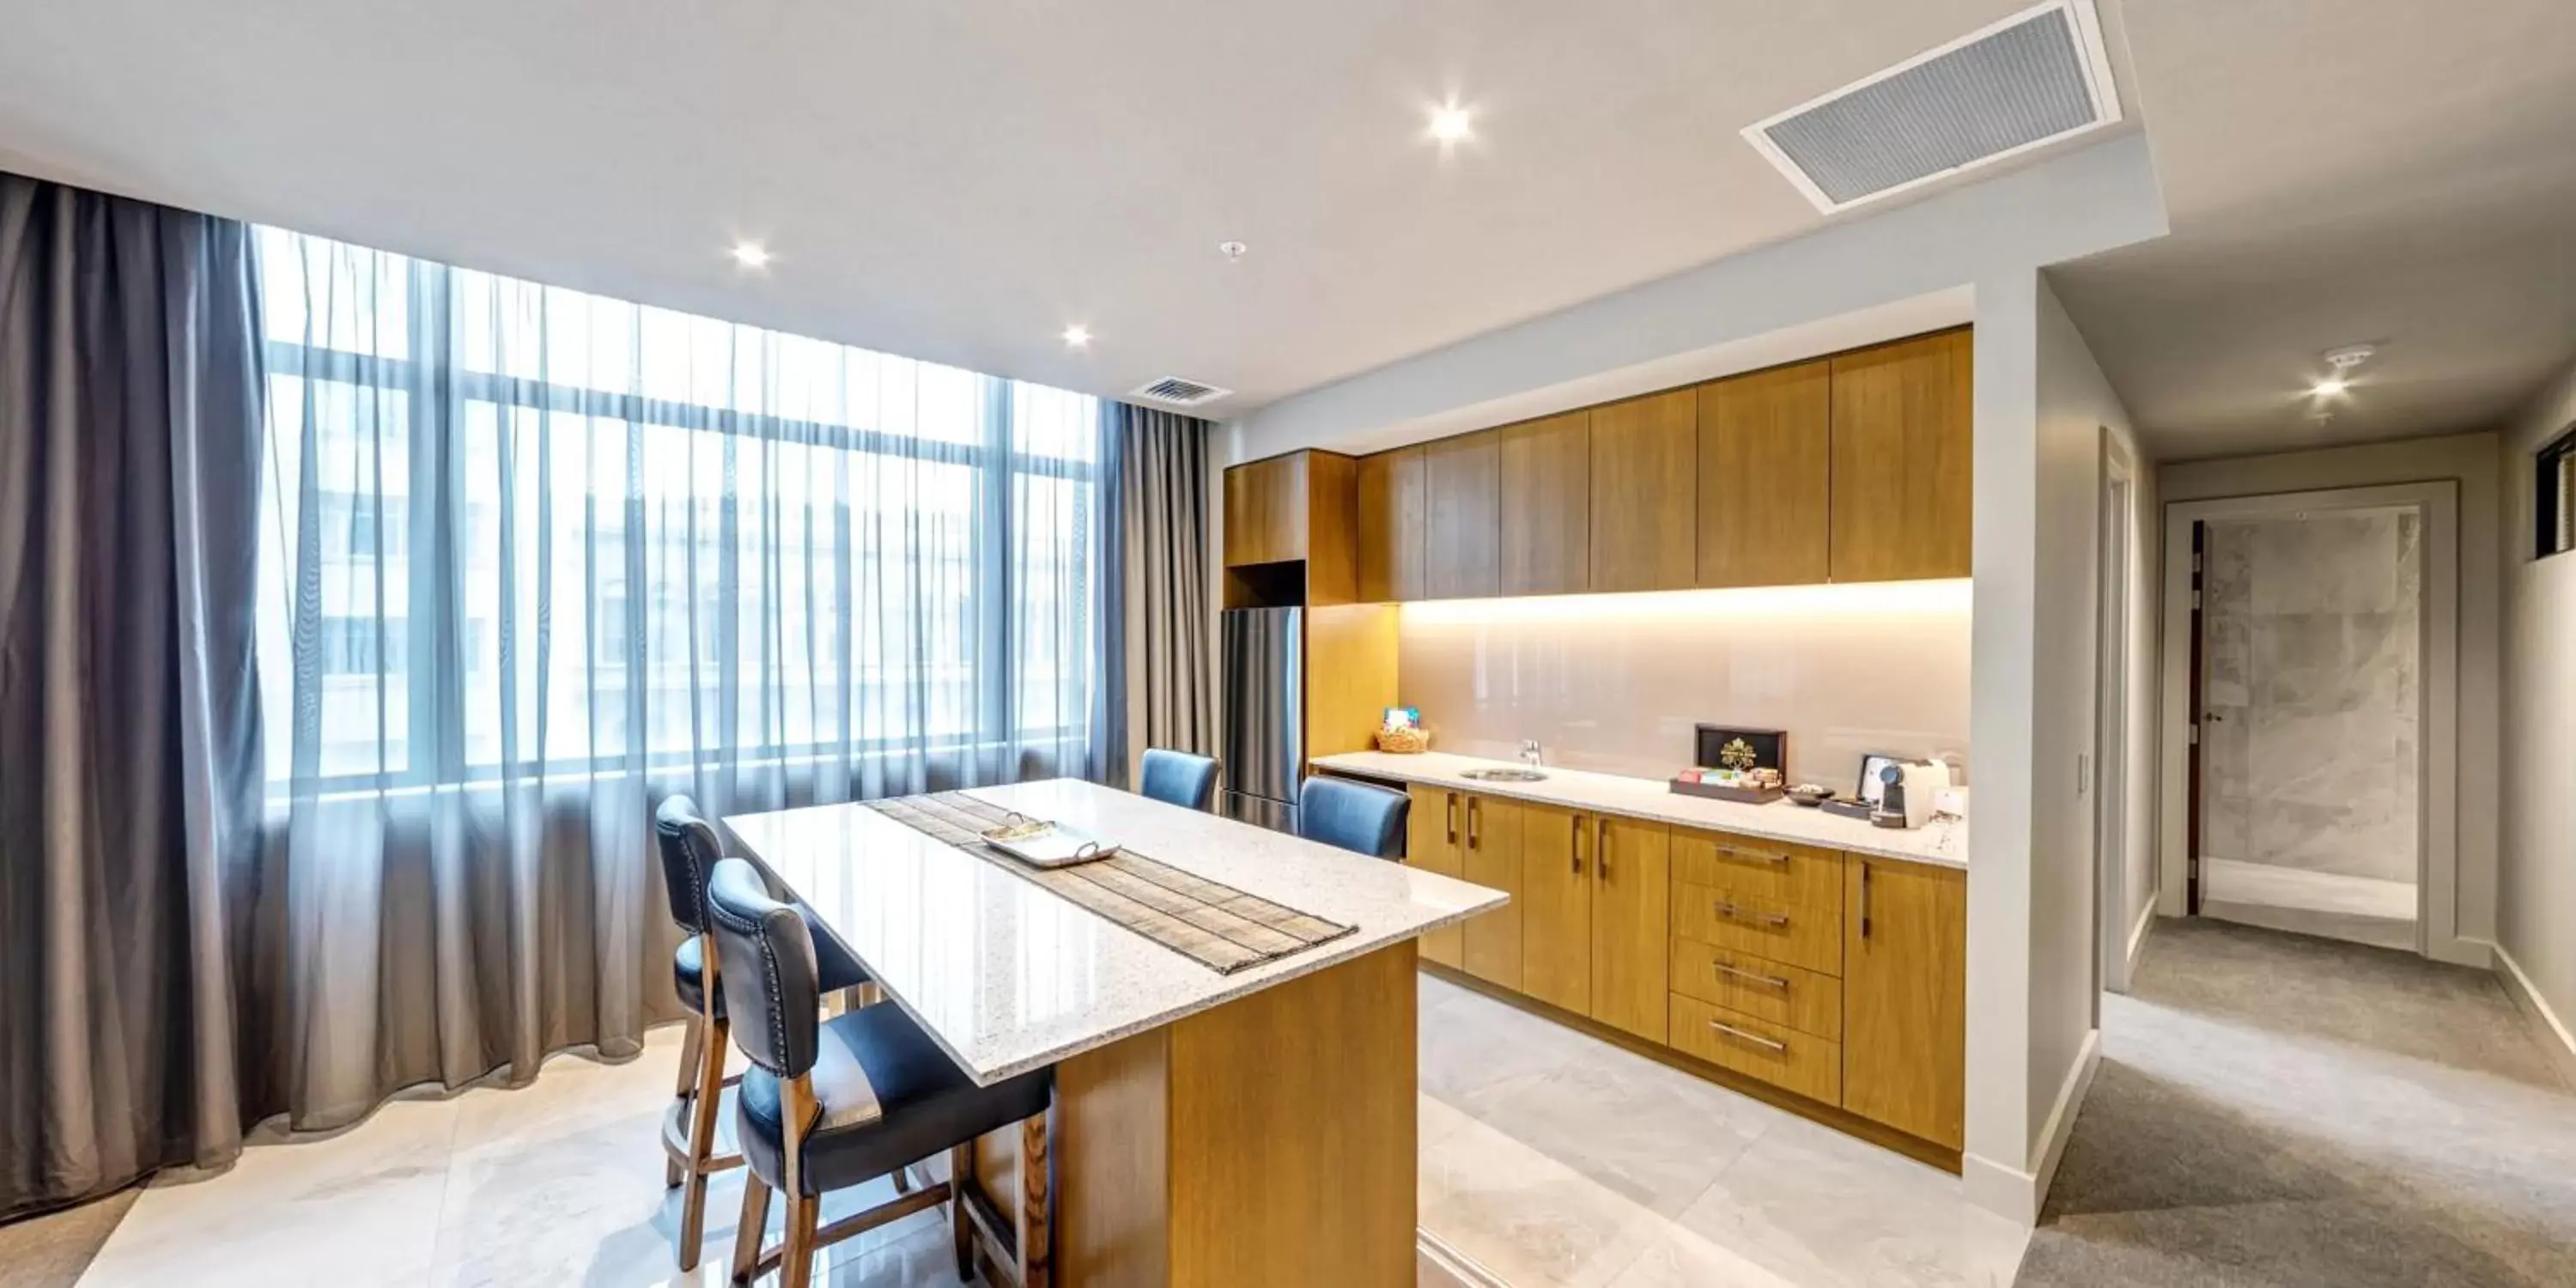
1467 797 1480 850
1708 1021 1789 1054
1859 863 1873 940
1715 844 1790 866
1597 819 1611 882
1445 793 1458 846
1714 900 1791 929
1713 961 1791 991
1571 813 1583 876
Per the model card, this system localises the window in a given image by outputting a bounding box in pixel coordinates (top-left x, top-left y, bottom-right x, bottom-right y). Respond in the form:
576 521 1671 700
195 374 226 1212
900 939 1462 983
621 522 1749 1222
254 228 1102 790
2540 427 2574 561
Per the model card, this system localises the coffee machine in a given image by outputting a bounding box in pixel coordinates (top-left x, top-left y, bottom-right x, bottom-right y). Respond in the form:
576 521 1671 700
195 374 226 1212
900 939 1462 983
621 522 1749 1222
1872 759 1954 829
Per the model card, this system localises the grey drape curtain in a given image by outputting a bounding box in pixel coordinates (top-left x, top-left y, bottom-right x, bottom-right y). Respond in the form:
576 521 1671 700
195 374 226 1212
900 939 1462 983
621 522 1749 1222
1107 404 1217 770
0 173 266 1218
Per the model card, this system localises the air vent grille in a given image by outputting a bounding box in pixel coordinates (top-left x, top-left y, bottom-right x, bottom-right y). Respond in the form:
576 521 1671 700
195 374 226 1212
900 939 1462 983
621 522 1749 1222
1745 0 2120 213
1129 376 1233 408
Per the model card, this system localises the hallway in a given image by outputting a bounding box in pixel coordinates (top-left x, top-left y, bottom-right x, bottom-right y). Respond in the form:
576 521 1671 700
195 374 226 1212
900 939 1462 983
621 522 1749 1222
2019 920 2576 1286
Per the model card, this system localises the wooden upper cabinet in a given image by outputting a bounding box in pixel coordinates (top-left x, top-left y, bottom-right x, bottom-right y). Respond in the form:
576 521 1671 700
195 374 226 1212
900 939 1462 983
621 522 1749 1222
1830 329 1973 582
1698 361 1832 587
1355 447 1426 603
1588 389 1698 592
1498 412 1591 596
1841 856 1967 1150
1223 453 1304 568
1422 431 1500 599
1303 452 1358 605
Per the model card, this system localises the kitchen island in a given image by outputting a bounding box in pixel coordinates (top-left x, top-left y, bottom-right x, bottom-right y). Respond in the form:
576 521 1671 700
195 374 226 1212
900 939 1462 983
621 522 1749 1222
1315 749 1970 1165
728 778 1504 1287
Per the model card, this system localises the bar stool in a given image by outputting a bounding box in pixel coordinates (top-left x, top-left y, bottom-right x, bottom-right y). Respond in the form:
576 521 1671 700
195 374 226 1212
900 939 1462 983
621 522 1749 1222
1138 747 1221 811
1297 775 1411 859
653 794 875 1272
703 857 1057 1288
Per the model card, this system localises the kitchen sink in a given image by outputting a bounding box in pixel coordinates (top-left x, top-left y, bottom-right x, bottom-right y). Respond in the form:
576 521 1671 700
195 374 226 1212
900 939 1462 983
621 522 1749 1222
1461 767 1547 782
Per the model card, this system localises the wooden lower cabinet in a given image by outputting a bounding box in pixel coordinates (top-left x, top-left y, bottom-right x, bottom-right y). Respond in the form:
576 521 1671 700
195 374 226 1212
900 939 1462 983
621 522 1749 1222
1842 856 1968 1150
1668 993 1842 1105
1671 881 1843 976
1589 813 1670 1042
1516 801 1593 1017
1459 795 1523 989
1668 937 1842 1041
1403 786 1466 969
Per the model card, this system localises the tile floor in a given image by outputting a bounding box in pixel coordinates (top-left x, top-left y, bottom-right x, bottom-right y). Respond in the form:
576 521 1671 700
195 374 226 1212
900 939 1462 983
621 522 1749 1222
66 977 2026 1287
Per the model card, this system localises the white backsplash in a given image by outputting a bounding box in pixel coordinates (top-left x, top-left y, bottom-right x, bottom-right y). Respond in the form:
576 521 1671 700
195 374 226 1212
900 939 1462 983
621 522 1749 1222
1394 580 1971 795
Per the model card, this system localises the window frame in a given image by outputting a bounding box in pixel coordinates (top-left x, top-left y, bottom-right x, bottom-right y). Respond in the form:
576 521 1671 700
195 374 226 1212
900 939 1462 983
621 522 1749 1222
263 253 1099 793
2537 424 2574 562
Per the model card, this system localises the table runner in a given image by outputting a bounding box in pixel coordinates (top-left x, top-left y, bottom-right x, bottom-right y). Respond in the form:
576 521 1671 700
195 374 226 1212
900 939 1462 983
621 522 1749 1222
866 792 1358 975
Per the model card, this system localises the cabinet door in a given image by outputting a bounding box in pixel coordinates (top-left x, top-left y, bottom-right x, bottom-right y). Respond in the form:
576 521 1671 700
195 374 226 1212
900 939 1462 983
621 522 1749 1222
1698 361 1831 587
1588 389 1698 592
1589 814 1670 1042
1223 453 1306 568
1516 803 1592 1016
1459 795 1523 990
1498 412 1590 596
1403 785 1465 969
1830 330 1972 582
1422 431 1500 598
1356 447 1426 602
1841 856 1967 1149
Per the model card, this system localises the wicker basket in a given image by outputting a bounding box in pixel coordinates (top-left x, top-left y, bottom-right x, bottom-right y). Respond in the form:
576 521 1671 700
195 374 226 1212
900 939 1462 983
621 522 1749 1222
1374 725 1430 754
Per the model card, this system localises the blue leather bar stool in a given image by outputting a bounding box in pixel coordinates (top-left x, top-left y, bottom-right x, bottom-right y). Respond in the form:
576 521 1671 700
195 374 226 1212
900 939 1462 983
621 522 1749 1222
653 795 875 1273
1297 775 1411 859
705 857 1056 1288
1138 747 1220 811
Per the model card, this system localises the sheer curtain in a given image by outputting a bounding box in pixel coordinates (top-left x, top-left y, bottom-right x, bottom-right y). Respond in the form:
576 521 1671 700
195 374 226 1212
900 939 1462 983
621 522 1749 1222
249 228 1110 1121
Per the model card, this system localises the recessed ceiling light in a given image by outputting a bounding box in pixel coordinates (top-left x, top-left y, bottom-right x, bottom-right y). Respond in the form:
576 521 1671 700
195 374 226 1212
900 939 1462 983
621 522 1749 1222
729 241 772 269
2310 376 2350 398
1218 240 1249 262
1428 102 1474 143
1061 325 1092 349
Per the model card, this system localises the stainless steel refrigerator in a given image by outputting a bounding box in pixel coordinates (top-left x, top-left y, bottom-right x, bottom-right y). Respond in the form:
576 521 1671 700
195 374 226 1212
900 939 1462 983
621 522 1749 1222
1219 606 1303 834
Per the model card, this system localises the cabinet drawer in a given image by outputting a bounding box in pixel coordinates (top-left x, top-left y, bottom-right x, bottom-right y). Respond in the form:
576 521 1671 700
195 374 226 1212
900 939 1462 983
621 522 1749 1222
1668 993 1842 1106
1672 882 1842 976
1668 939 1842 1041
1671 829 1843 909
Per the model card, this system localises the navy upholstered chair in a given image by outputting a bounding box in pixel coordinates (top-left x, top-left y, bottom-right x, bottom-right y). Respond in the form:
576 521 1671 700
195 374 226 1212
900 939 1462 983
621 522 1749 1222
652 795 873 1273
1138 747 1220 812
1297 775 1410 860
705 858 1056 1288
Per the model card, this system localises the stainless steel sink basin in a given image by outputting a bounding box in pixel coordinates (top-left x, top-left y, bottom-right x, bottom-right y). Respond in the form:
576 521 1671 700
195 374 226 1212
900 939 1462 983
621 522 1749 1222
1461 767 1547 782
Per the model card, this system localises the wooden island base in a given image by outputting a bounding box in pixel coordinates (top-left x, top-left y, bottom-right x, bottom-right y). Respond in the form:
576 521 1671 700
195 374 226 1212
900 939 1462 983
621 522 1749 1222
970 941 1421 1287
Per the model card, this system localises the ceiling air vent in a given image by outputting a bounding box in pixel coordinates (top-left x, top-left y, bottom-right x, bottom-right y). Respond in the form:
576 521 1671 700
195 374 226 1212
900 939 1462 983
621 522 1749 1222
1129 376 1233 409
1743 0 2122 214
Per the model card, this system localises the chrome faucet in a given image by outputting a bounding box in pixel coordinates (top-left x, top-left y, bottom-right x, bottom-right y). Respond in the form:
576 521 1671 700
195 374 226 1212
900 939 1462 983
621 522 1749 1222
1520 739 1543 769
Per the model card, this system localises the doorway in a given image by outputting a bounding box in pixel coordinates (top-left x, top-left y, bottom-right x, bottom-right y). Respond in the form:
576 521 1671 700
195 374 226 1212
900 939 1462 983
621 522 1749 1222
2094 437 2136 1002
2157 483 2461 958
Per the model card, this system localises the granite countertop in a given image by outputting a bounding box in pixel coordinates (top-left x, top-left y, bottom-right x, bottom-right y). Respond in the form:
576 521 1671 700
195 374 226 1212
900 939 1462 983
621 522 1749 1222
728 778 1506 1084
1311 750 1968 871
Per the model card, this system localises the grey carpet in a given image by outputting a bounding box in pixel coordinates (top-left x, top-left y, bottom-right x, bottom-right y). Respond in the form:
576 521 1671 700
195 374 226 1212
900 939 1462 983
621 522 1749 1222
0 1189 139 1288
2019 918 2576 1287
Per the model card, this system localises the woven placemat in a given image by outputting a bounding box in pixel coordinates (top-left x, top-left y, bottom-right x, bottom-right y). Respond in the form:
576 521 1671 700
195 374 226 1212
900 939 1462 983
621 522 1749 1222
867 792 1358 975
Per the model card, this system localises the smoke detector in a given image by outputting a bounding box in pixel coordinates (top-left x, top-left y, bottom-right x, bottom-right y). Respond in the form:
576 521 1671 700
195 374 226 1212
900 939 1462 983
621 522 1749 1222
1743 0 2123 214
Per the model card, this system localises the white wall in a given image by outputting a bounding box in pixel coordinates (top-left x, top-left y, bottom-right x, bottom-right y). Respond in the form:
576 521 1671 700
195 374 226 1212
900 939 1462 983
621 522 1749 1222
2159 433 2503 963
2497 357 2576 1063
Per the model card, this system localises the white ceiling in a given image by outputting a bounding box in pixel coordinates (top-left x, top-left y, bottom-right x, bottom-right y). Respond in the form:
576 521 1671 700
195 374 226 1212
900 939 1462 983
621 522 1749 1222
2047 0 2576 459
0 0 2059 413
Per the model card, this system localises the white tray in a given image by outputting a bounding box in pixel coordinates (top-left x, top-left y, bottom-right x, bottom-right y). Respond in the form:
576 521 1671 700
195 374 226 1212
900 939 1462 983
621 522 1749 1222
980 821 1121 869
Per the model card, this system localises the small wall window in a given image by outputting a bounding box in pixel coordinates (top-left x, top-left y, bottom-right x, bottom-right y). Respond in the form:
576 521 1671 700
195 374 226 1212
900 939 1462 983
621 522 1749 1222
2542 428 2575 560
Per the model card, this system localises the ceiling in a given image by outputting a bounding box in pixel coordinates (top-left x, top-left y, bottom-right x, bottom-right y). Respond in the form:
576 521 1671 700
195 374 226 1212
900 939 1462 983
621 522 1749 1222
2048 0 2576 459
0 0 2063 413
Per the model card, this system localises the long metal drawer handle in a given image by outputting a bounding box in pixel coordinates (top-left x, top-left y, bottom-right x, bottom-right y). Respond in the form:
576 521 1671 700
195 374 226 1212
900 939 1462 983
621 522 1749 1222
1712 961 1791 991
1708 1021 1789 1054
1714 901 1791 928
1714 845 1790 866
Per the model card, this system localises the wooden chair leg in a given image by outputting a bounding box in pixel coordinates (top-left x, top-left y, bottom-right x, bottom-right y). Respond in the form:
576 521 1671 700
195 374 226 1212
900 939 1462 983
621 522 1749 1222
781 1194 820 1288
667 1015 703 1188
1017 1109 1052 1288
677 1016 730 1270
950 1144 976 1280
730 1173 773 1286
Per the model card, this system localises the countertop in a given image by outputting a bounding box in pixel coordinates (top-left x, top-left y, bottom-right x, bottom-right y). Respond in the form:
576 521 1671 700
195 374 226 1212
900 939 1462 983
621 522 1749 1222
728 778 1507 1084
1311 750 1969 870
